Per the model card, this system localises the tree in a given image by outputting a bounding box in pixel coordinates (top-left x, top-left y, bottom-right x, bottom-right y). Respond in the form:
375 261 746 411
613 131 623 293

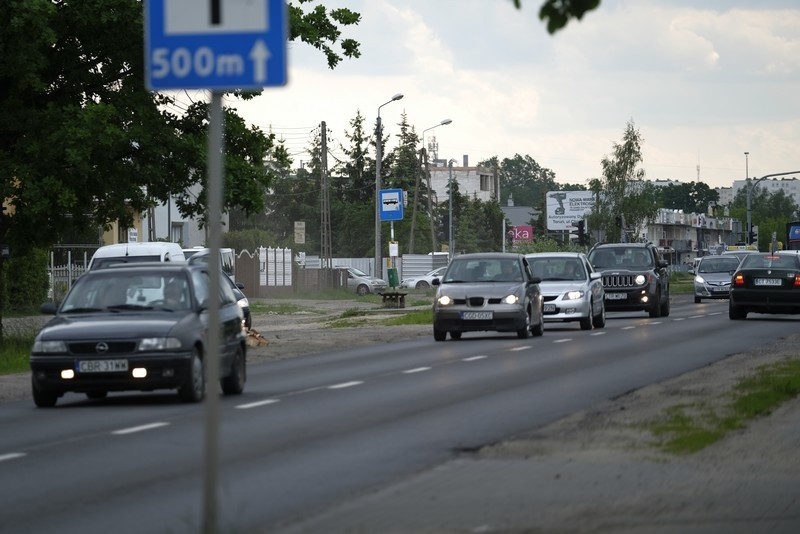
511 0 602 34
0 0 362 256
586 120 659 242
656 182 720 214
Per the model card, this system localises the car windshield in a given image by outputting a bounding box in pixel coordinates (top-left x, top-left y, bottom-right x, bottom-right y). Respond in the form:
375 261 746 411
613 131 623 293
529 258 586 281
349 267 369 277
740 254 800 270
590 248 653 269
443 258 522 283
61 271 191 312
698 258 740 273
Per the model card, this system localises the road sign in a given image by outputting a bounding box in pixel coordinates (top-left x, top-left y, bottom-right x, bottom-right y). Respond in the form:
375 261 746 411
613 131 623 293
380 189 404 221
145 0 288 91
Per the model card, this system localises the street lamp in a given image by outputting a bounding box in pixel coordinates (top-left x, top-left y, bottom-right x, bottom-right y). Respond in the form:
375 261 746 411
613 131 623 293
409 119 452 254
374 93 404 277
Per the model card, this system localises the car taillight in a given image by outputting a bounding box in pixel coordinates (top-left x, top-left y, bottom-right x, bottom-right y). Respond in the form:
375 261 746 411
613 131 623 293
794 275 800 288
733 274 745 287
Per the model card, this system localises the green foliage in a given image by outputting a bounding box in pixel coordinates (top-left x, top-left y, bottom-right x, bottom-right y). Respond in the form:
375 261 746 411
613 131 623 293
223 229 279 255
0 335 34 374
530 0 602 34
655 182 720 214
514 236 584 254
3 248 49 313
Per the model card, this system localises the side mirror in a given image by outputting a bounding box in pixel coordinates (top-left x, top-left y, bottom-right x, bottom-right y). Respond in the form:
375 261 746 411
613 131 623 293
432 278 441 287
530 276 542 284
41 302 58 315
589 272 602 280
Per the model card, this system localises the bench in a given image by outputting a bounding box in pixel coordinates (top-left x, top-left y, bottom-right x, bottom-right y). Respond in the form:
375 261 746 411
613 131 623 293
377 291 407 309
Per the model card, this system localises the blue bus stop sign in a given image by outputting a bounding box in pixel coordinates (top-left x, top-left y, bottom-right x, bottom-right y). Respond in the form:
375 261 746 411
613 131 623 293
145 0 287 91
380 189 404 222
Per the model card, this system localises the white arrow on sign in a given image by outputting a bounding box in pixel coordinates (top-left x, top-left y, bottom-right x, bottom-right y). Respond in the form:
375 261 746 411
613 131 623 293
249 40 271 83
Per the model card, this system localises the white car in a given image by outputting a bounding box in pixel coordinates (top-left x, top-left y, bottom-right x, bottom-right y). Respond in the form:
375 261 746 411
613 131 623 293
400 266 447 289
525 252 605 330
338 266 388 296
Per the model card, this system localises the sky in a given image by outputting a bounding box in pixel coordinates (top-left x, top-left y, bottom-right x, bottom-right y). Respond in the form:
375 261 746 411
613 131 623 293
222 0 800 189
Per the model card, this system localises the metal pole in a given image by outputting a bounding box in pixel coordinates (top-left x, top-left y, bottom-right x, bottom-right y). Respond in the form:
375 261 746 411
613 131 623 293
745 152 751 244
374 93 403 278
448 159 454 258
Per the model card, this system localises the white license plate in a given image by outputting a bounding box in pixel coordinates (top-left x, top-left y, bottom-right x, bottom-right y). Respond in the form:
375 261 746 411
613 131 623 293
605 292 627 300
754 278 782 286
78 359 129 373
543 304 556 312
461 311 493 320
712 286 729 292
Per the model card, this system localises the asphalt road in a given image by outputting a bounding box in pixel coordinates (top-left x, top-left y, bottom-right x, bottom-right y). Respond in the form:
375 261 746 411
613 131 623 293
0 296 794 533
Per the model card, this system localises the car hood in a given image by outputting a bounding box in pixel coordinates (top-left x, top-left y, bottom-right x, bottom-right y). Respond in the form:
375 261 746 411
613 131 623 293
538 281 587 296
38 313 194 341
438 282 525 298
696 272 734 283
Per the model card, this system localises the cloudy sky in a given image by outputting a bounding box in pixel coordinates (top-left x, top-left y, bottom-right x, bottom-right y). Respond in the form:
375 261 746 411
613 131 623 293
227 0 800 189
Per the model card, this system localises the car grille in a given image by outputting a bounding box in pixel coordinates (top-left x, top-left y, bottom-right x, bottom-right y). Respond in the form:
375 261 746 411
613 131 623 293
68 341 138 355
451 297 504 306
602 274 641 288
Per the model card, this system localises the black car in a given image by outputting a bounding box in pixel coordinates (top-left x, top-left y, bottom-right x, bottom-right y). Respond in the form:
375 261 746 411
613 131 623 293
432 252 544 341
29 263 247 407
729 253 800 320
588 242 670 318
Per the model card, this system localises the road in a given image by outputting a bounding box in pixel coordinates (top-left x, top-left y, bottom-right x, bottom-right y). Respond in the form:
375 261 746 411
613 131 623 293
0 296 791 533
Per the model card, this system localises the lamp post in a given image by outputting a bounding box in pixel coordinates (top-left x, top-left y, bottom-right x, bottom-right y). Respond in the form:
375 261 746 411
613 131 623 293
448 158 456 258
744 152 753 244
410 119 452 254
374 93 403 277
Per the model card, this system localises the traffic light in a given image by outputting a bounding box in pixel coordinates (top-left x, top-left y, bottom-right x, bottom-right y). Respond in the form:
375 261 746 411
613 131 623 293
577 220 588 246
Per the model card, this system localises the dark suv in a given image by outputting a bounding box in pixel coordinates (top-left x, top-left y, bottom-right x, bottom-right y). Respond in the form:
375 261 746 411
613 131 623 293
587 242 670 317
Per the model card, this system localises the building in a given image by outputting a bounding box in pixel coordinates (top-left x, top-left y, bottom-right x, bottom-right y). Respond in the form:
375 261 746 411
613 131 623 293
428 155 495 203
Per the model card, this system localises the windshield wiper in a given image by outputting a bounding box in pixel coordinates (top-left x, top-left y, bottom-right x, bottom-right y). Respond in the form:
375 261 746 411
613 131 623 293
62 307 103 314
106 304 153 311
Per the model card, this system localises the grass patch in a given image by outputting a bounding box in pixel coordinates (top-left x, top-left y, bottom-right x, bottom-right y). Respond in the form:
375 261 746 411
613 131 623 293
646 358 800 454
0 336 34 375
249 301 321 315
382 309 432 325
669 272 694 295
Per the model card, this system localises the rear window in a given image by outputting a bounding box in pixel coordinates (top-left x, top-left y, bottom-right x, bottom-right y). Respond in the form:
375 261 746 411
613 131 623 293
92 255 163 270
740 254 800 270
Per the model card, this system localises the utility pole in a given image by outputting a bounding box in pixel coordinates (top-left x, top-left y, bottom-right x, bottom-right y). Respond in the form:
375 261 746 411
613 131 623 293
320 121 332 268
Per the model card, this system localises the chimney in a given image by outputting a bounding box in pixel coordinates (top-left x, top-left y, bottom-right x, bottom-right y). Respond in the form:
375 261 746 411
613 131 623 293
463 155 469 167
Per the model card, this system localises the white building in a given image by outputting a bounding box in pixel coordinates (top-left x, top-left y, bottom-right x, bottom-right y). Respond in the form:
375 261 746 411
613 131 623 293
428 156 495 203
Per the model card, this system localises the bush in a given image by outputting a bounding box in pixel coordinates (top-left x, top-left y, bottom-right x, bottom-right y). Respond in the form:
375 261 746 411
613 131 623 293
2 248 49 314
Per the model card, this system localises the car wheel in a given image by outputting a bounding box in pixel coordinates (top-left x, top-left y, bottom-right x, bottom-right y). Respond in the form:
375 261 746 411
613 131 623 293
530 305 545 337
648 291 662 318
179 347 205 403
660 292 670 317
356 284 369 296
449 331 462 340
695 296 701 304
221 345 246 395
433 326 447 341
517 304 531 339
31 376 58 408
579 301 593 330
416 281 430 290
592 301 606 328
729 301 747 320
244 314 252 330
86 391 108 400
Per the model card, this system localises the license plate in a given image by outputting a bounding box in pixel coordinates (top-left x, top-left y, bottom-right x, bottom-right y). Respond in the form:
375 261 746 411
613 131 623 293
712 286 729 292
461 311 493 320
754 278 782 286
543 304 556 312
605 292 627 300
78 359 129 373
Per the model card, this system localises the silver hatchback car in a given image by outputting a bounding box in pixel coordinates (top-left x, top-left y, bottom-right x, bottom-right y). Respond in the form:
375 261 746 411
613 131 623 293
691 255 740 303
526 252 605 330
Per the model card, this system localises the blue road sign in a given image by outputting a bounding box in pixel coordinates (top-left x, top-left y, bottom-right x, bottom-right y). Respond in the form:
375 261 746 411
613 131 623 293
380 189 404 222
145 0 287 91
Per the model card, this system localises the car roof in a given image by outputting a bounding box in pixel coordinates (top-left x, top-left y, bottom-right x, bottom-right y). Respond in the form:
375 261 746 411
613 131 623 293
591 242 651 249
452 252 523 260
525 252 585 258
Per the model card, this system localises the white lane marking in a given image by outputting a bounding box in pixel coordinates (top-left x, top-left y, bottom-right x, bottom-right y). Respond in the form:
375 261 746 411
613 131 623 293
509 346 530 352
112 422 169 435
0 453 26 463
621 326 636 330
463 355 488 362
688 315 705 319
553 338 571 343
590 331 606 336
403 367 431 374
708 312 723 316
650 321 662 325
674 317 685 321
236 399 279 410
328 381 363 390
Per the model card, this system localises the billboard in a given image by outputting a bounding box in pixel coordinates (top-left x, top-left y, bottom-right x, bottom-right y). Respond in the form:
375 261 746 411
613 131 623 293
546 191 595 230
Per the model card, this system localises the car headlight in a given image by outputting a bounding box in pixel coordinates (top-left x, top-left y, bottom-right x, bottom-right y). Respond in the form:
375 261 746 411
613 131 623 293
635 274 647 285
138 337 183 351
564 290 585 301
437 295 453 306
32 340 67 354
695 275 706 284
237 297 249 308
503 294 519 305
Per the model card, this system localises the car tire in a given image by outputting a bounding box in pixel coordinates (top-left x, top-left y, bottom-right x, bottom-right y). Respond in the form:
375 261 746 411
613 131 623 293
416 281 430 290
86 391 108 400
695 296 701 304
32 376 58 408
579 302 593 330
530 305 545 337
660 293 670 317
356 284 369 296
517 305 531 339
729 301 747 320
433 326 447 341
179 347 205 403
592 301 606 328
449 331 462 340
648 291 662 318
221 345 246 396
